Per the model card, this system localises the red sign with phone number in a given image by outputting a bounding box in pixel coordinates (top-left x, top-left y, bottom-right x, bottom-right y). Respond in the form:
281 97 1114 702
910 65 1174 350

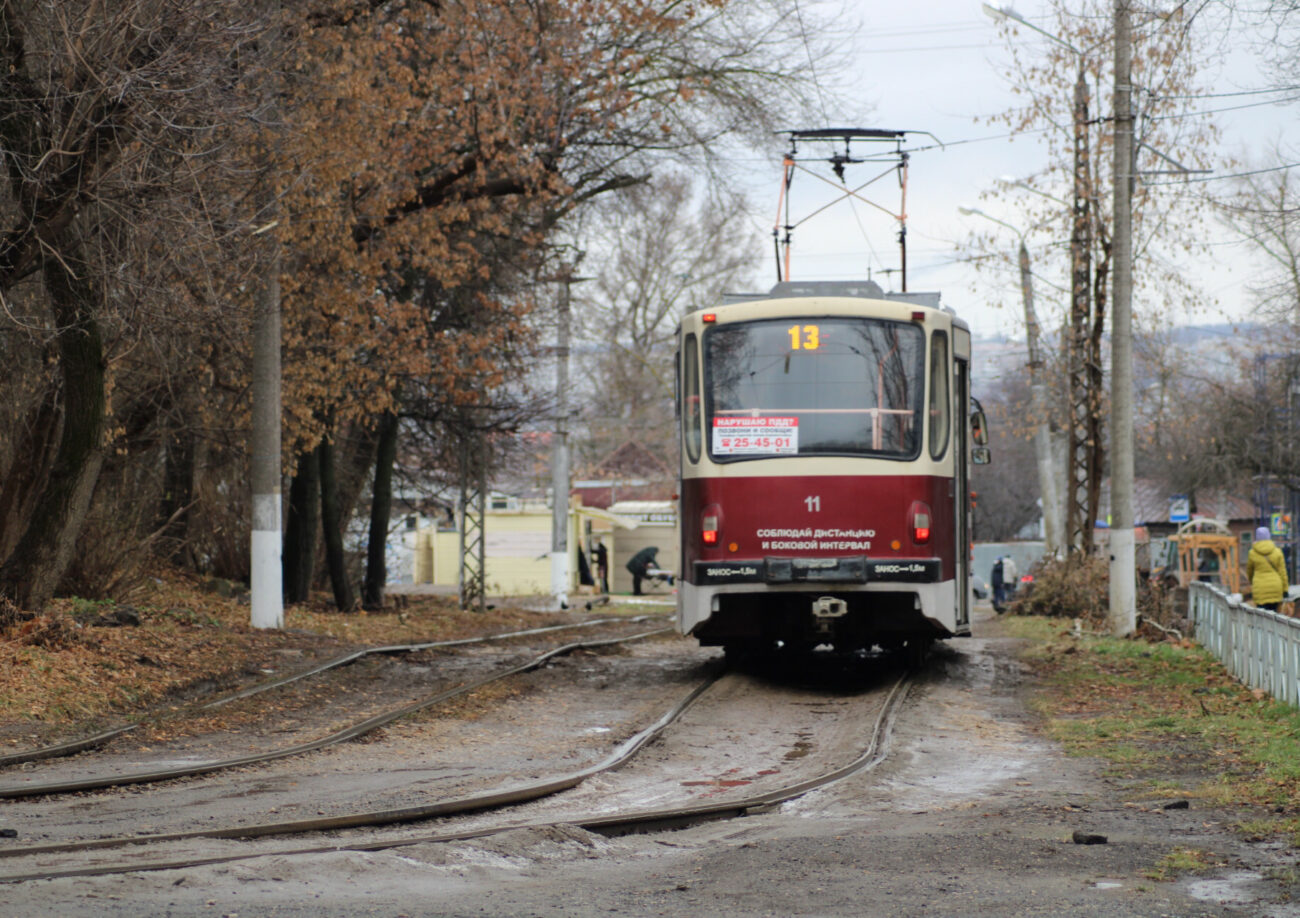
712 417 799 454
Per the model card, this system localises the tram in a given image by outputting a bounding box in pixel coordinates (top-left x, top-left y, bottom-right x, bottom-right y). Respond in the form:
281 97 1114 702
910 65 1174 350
675 279 988 657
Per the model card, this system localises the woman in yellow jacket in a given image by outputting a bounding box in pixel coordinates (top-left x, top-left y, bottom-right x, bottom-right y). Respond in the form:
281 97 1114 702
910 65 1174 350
1248 526 1289 613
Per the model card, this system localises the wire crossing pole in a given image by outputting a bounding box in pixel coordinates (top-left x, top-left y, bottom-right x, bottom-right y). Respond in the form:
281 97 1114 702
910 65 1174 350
1066 66 1095 555
458 429 486 613
1109 0 1137 635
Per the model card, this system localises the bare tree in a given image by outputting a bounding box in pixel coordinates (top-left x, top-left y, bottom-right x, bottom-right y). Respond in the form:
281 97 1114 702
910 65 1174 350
0 0 268 609
572 175 760 470
970 0 1222 550
973 370 1043 542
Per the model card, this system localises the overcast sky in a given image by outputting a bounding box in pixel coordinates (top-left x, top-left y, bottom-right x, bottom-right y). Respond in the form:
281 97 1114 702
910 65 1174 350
738 0 1298 339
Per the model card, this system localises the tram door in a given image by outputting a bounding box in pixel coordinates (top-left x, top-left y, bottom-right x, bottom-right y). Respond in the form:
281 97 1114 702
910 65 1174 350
954 352 971 629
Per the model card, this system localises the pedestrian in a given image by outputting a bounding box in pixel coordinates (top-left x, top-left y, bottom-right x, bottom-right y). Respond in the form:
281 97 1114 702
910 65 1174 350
991 556 1006 612
626 545 669 595
1002 555 1018 596
1248 526 1289 613
593 540 609 594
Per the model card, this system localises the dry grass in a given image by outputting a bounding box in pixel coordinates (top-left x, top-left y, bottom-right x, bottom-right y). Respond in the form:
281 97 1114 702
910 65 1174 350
0 566 635 747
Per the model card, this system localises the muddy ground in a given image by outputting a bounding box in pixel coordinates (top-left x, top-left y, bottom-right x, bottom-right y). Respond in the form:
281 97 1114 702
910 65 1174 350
9 605 1300 917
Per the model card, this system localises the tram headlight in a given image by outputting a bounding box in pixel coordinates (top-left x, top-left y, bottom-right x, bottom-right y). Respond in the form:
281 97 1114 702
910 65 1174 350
910 500 932 545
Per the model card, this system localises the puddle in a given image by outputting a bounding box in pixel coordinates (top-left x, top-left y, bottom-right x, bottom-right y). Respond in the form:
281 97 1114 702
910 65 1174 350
1092 881 1123 890
1186 870 1266 906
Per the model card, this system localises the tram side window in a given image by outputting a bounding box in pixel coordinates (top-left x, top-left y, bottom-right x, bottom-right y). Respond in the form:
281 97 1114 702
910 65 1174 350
929 330 950 460
683 333 702 463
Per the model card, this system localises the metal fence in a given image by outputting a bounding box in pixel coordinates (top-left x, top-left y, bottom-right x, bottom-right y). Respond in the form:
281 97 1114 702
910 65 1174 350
1188 582 1300 707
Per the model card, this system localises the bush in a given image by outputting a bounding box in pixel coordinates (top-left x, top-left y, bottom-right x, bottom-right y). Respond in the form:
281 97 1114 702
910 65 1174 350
1008 553 1175 630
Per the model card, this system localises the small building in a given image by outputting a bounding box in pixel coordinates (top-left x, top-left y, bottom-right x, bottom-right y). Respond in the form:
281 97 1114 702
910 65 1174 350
607 500 679 596
407 496 672 598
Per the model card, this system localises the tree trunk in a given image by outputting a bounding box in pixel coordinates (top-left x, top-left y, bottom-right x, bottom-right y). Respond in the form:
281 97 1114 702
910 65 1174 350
311 423 377 591
0 244 107 610
319 435 356 612
282 445 320 604
0 384 61 565
363 411 399 611
160 430 196 564
337 423 381 544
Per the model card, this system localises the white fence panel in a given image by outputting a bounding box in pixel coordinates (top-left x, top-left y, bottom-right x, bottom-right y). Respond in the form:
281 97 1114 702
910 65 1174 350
1187 582 1300 707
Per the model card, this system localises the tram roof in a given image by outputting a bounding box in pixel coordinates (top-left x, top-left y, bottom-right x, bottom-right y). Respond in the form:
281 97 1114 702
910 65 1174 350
719 280 947 312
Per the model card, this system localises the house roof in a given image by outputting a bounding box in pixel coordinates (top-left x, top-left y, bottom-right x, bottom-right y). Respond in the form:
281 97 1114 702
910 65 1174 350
582 440 673 482
1098 478 1256 526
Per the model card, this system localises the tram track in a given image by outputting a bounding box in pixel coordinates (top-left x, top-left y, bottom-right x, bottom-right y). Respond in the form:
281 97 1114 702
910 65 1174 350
0 621 671 800
0 615 663 771
0 664 913 884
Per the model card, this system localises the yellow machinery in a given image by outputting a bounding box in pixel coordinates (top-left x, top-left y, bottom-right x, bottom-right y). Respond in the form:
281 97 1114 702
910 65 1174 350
1169 519 1240 594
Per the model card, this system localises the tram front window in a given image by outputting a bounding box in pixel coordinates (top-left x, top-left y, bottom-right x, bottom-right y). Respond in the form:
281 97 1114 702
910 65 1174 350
705 317 925 460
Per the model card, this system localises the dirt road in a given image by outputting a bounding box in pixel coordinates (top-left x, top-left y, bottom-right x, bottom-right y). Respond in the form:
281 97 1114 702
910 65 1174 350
11 607 1300 917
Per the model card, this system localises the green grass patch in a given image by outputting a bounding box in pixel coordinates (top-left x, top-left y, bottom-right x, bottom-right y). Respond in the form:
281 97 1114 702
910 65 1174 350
1006 615 1300 841
1144 847 1214 881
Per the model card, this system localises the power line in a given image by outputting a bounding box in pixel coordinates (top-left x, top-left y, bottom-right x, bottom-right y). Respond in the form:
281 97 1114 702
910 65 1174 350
860 21 989 38
1149 84 1300 100
790 0 830 126
1147 93 1300 120
1144 161 1300 186
862 42 1013 53
904 125 1052 153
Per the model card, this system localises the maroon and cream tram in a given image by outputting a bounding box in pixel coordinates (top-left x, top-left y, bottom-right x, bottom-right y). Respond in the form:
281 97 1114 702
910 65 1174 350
676 279 988 657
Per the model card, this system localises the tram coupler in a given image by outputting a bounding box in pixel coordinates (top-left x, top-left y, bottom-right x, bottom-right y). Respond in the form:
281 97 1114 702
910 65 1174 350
811 596 848 634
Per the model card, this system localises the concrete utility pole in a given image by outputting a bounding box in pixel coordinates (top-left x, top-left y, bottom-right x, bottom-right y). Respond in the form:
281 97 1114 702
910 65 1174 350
250 5 283 630
250 239 283 630
550 270 573 610
1109 0 1137 635
1016 238 1063 556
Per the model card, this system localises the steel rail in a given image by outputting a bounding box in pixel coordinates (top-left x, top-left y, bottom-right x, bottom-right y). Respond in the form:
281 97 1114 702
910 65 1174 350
0 670 911 884
0 626 673 800
0 615 662 769
0 665 724 860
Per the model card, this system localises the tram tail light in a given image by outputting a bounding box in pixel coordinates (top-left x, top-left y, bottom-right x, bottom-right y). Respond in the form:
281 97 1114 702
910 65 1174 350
910 500 932 545
701 503 722 547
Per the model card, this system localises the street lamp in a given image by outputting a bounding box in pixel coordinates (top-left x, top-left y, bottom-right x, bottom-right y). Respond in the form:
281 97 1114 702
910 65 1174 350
999 176 1068 208
981 4 1083 53
958 206 1062 556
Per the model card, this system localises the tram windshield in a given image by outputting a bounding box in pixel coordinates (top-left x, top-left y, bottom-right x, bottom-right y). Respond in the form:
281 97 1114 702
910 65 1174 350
705 317 925 460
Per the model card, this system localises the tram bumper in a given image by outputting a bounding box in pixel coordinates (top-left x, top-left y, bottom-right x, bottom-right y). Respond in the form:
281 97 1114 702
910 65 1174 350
680 557 956 651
